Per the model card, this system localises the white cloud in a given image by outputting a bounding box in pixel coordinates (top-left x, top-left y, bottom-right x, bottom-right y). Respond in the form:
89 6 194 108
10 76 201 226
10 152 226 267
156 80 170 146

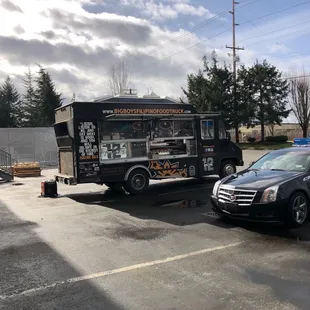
120 0 213 21
0 0 310 105
268 43 289 54
173 3 211 17
0 0 214 100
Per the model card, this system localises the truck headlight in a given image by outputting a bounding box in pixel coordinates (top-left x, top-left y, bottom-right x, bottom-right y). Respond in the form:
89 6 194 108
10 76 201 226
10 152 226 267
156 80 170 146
261 186 279 203
212 180 221 196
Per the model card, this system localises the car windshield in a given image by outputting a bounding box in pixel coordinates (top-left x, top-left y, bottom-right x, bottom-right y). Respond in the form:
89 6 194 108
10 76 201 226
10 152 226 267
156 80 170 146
250 150 310 172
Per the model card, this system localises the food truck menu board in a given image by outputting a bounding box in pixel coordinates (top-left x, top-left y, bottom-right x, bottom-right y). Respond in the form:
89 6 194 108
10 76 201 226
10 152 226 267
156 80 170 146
100 142 128 161
78 121 99 162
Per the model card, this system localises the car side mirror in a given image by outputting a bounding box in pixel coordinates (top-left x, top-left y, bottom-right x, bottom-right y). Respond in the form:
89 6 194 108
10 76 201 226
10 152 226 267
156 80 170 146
249 161 255 167
226 131 231 143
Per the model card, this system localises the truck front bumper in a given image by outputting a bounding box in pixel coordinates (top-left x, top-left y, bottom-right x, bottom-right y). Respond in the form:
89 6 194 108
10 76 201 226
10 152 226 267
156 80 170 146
55 174 77 185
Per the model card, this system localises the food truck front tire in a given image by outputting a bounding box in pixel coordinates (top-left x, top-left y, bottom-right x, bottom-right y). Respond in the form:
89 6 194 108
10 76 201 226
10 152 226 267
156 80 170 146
124 169 149 195
219 160 236 179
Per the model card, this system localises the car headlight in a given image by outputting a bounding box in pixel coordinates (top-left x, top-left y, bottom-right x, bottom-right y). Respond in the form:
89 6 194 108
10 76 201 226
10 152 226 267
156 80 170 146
261 185 279 203
212 180 221 196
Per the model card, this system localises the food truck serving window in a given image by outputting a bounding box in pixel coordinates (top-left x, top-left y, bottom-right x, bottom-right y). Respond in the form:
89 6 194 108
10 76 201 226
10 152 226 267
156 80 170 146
98 120 149 162
154 120 194 139
99 120 149 140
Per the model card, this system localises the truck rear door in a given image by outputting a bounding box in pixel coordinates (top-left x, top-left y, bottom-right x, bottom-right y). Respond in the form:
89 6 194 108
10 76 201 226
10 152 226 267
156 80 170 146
54 120 76 181
198 116 220 176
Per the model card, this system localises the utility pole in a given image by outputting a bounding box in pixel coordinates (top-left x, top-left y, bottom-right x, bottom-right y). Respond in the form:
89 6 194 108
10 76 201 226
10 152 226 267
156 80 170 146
226 0 244 143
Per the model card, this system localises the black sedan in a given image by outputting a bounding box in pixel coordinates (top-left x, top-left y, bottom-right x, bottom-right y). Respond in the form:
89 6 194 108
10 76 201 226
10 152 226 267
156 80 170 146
211 147 310 228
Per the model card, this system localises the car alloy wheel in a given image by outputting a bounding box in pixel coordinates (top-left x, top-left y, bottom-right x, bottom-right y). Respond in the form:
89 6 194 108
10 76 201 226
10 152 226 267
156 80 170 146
292 195 308 224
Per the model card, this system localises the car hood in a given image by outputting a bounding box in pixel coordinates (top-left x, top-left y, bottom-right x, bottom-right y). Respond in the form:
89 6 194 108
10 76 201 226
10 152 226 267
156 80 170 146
222 169 302 190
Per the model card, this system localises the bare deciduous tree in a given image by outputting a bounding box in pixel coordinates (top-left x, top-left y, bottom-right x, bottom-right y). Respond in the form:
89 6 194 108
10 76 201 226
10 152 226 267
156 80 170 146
289 74 310 137
106 60 130 95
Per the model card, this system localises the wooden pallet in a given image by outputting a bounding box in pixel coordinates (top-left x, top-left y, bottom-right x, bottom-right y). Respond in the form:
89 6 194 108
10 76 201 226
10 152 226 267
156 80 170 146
13 162 41 177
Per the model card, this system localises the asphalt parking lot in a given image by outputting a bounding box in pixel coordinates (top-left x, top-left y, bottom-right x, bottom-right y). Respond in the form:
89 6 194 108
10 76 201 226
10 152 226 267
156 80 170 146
1 150 310 310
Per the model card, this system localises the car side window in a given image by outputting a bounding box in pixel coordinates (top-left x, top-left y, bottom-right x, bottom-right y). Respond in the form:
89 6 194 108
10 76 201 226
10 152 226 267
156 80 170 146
201 120 214 139
219 120 226 140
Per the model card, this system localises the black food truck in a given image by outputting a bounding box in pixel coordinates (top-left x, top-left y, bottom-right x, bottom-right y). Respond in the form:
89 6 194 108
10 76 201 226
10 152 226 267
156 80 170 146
53 93 244 194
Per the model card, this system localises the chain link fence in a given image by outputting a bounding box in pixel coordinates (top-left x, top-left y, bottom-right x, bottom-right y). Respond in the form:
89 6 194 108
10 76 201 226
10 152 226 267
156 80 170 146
0 128 58 167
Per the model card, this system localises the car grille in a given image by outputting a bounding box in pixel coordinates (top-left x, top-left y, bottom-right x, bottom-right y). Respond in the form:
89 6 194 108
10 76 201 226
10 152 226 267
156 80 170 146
218 185 257 206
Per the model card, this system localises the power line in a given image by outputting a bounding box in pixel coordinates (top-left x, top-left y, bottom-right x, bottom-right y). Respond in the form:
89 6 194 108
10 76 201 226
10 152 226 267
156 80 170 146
144 10 229 57
143 0 263 58
242 0 310 23
139 28 231 71
282 75 310 80
226 0 244 143
245 26 310 48
132 0 265 68
138 0 310 73
240 19 310 44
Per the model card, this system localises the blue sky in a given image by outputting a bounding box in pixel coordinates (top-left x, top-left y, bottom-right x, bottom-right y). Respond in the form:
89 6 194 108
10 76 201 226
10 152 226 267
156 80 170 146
0 0 310 120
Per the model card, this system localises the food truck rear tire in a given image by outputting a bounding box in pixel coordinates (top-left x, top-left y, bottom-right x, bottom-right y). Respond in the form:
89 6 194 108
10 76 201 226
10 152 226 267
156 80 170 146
219 160 236 178
125 169 149 194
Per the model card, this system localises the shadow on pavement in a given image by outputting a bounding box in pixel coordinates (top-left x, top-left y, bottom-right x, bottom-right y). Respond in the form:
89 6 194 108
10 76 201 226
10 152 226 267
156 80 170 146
246 267 310 309
0 199 124 310
207 215 310 242
66 178 238 227
65 176 310 240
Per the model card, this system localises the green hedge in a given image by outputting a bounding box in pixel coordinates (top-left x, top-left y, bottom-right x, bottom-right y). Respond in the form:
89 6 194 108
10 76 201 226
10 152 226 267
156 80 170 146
265 135 288 143
247 137 256 143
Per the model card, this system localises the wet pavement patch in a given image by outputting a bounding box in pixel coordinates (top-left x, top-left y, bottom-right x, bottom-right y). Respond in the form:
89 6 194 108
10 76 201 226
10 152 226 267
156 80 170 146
153 200 206 209
107 227 169 241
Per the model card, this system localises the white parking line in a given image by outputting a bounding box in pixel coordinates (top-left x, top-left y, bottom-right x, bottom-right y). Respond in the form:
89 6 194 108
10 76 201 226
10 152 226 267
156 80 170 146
159 185 214 196
0 241 242 300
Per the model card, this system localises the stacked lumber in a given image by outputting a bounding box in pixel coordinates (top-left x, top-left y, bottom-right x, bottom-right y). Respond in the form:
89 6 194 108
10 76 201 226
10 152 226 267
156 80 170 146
13 162 41 177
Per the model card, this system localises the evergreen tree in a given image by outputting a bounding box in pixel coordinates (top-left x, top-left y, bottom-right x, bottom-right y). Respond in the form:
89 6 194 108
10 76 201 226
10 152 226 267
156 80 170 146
202 53 235 129
239 60 290 141
182 52 248 132
71 92 76 102
34 66 63 127
0 76 21 127
182 69 209 111
21 68 40 127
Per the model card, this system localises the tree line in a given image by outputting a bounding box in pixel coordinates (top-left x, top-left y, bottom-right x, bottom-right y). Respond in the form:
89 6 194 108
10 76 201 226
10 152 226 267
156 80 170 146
182 51 310 142
0 66 63 128
1 58 310 143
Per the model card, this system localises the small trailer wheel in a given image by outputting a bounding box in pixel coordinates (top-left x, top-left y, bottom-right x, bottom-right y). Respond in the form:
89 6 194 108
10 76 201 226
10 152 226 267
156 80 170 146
125 169 149 195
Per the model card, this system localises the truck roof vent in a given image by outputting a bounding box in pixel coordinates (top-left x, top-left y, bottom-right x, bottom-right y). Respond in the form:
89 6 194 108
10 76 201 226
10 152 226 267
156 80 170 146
118 88 138 98
143 93 161 99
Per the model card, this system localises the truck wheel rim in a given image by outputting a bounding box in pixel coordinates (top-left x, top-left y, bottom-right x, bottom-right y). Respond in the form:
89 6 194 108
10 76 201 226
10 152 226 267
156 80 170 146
293 196 307 224
131 174 146 191
225 164 234 175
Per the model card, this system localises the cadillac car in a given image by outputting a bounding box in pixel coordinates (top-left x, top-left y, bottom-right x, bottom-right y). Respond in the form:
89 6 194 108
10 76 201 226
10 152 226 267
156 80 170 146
211 146 310 228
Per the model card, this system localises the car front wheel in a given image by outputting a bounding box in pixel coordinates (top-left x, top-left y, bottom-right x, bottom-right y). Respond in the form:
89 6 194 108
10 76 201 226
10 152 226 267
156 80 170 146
286 191 309 229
